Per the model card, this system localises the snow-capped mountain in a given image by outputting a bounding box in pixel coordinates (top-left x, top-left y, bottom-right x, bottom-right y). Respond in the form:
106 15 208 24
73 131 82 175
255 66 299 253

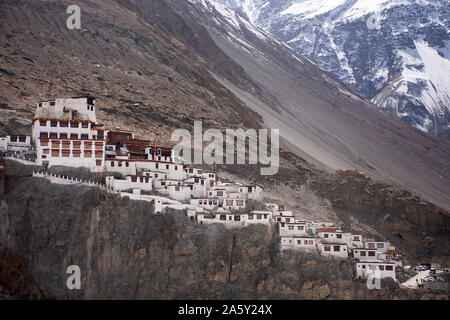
212 0 450 136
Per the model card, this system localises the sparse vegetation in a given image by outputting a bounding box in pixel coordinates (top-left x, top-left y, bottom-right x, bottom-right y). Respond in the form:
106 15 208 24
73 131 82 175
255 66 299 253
336 169 371 180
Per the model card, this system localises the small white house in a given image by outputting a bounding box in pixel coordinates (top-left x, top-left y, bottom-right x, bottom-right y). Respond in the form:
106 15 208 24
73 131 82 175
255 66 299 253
105 175 153 192
317 243 349 259
355 261 396 281
281 236 318 251
352 248 379 260
365 241 394 253
197 212 271 227
279 222 310 237
0 135 32 152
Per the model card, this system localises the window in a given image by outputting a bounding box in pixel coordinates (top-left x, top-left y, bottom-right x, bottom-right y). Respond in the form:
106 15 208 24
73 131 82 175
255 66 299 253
226 200 233 206
337 234 342 239
297 240 302 245
70 134 78 139
82 122 88 129
362 265 366 269
50 132 58 139
368 251 376 257
40 120 47 126
386 266 393 271
111 161 114 167
166 165 169 170
62 141 70 148
234 216 240 221
379 265 385 270
324 234 329 238
248 214 253 220
51 121 57 127
70 122 79 128
220 215 226 221
40 132 48 138
368 243 375 249
217 191 223 196
62 150 70 157
96 160 102 166
49 101 55 106
125 162 129 167
81 134 88 140
324 246 331 252
333 246 341 252
360 251 366 256
257 215 262 220
60 121 68 127
175 186 180 191
297 226 304 230
288 226 294 230
155 163 159 169
60 133 68 139
84 151 92 158
377 243 385 249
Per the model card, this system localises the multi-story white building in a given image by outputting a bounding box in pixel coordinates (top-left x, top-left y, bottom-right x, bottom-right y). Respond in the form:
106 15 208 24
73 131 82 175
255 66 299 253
32 97 106 170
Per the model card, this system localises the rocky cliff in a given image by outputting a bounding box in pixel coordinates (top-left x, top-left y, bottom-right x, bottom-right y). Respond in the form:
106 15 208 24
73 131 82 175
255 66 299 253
0 160 448 300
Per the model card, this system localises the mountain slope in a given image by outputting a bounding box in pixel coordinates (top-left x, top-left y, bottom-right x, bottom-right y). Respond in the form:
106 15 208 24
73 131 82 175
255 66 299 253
182 0 450 209
214 0 450 136
0 0 449 210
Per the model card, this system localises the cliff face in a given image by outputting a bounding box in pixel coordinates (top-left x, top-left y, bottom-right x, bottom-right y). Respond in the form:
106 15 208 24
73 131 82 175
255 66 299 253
0 163 448 300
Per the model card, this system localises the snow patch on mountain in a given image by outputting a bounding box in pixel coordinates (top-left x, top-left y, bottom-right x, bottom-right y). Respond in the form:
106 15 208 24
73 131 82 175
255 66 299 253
211 0 450 135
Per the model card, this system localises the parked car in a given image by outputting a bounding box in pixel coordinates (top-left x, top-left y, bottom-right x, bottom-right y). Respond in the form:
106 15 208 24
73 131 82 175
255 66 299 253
435 276 445 282
415 266 428 272
423 277 435 282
